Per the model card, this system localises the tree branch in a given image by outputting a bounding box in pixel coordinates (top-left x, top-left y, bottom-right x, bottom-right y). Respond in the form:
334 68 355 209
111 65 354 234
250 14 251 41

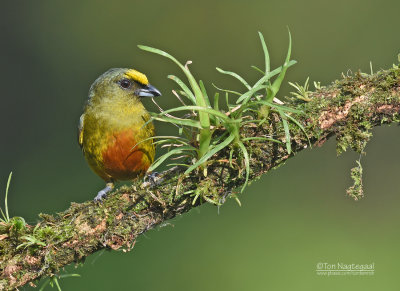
1 66 399 290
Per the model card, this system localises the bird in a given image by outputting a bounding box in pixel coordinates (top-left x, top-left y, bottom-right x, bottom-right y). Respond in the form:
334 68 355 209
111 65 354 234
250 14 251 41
78 68 161 201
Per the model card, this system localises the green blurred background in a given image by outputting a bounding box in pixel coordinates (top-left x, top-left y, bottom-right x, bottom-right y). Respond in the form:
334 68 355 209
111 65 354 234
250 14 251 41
1 0 400 290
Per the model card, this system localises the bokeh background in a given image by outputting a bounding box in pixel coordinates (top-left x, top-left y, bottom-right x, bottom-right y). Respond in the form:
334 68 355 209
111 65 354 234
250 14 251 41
1 0 400 290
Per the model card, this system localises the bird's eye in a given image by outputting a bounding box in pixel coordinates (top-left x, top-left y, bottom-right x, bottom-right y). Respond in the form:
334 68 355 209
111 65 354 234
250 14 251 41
119 79 131 89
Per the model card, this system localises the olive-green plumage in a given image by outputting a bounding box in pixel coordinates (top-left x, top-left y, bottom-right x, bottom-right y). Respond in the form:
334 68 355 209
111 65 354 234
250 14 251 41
78 68 161 201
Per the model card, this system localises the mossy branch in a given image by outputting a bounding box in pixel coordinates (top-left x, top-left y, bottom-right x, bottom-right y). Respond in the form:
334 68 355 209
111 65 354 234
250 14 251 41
1 66 399 290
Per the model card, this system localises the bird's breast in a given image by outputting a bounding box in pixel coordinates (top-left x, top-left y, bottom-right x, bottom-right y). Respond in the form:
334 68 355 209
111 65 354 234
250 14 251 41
82 100 155 181
101 128 154 180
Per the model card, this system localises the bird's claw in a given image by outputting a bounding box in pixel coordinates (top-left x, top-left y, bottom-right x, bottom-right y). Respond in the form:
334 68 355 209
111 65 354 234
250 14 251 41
94 191 108 202
147 172 161 184
142 172 162 188
94 184 114 202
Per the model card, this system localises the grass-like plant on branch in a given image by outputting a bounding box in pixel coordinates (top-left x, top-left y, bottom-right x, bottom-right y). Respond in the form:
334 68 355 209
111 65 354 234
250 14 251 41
138 30 307 203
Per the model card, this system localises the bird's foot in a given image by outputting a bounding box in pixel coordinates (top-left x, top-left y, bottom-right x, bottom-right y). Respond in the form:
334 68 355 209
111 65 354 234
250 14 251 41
94 183 114 202
142 172 162 188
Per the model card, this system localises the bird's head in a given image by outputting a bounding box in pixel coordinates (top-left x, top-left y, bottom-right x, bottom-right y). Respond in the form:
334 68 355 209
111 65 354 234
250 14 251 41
88 68 161 104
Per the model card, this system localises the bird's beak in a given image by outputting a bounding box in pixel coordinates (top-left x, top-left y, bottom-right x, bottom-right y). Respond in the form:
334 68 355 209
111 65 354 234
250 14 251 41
137 84 162 98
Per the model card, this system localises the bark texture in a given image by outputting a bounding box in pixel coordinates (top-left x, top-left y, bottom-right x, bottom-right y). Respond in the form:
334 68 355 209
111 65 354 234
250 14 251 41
0 66 399 290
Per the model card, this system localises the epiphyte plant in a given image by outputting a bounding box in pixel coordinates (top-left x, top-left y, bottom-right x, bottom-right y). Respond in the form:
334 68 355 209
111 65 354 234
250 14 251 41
138 30 307 198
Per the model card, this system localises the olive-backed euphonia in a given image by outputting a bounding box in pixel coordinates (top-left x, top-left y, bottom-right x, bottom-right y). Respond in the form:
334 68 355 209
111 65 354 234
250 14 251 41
78 68 161 201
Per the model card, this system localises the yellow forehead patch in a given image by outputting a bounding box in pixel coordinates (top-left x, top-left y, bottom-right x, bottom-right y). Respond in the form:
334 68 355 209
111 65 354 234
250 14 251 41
125 69 149 85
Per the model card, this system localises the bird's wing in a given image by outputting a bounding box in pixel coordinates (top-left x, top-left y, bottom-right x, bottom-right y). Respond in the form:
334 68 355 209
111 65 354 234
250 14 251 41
78 114 85 149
